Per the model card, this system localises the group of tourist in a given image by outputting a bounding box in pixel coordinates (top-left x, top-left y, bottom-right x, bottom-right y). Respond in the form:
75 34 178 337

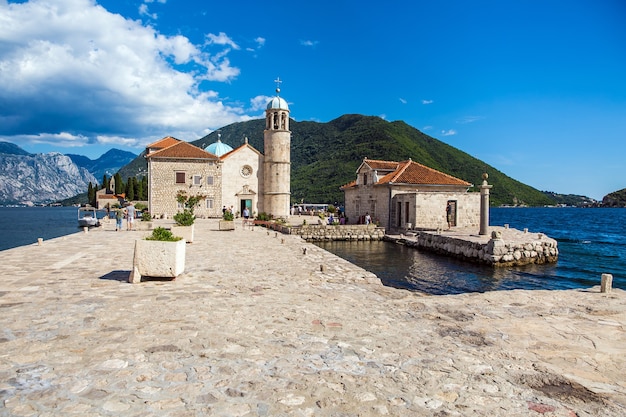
106 202 136 232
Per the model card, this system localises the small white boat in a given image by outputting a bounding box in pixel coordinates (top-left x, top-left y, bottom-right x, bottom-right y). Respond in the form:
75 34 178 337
78 206 100 227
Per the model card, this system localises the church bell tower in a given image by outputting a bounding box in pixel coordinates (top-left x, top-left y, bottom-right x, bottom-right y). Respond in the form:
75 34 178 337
263 78 291 219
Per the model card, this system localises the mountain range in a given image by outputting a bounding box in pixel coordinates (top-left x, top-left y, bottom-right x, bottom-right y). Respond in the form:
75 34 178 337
2 114 620 207
0 143 136 205
119 114 592 207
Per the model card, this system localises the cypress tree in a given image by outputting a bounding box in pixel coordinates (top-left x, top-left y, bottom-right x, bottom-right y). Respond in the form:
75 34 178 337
114 173 123 194
87 182 95 206
126 177 135 201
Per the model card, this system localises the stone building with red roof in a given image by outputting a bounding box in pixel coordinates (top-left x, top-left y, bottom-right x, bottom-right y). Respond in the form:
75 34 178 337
342 158 480 231
145 138 222 218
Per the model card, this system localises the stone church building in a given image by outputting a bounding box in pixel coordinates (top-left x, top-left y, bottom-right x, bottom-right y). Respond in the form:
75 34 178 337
145 87 291 220
342 158 481 231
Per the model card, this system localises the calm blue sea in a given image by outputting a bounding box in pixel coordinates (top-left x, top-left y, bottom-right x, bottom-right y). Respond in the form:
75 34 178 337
316 207 626 295
0 206 97 251
1 206 624 295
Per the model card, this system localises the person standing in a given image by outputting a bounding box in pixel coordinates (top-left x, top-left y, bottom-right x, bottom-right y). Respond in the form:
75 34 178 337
446 201 453 230
115 207 123 231
125 203 136 231
365 212 371 225
243 207 250 226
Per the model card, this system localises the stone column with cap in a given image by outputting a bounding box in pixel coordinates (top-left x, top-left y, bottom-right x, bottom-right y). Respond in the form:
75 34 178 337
479 173 493 235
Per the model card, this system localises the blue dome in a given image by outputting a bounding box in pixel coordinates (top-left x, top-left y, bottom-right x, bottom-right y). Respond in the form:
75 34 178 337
266 96 289 111
206 139 233 157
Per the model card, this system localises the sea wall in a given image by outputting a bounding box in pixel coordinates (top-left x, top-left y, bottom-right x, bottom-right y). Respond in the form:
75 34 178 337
286 224 386 241
385 227 558 267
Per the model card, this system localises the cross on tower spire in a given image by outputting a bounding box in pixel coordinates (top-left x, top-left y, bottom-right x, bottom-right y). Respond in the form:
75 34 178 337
274 77 282 95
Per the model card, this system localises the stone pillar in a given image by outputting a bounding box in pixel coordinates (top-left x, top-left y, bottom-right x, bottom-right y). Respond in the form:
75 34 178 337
479 173 493 236
601 273 613 293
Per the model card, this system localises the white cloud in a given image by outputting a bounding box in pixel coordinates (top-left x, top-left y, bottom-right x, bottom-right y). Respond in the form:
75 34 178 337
441 129 457 136
138 4 157 19
422 99 434 105
458 116 484 124
206 32 240 50
250 95 273 112
399 98 407 104
300 40 319 47
0 0 248 153
255 37 266 47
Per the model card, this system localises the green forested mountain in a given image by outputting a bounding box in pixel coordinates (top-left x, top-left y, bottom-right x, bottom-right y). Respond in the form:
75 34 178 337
120 114 556 207
602 188 626 207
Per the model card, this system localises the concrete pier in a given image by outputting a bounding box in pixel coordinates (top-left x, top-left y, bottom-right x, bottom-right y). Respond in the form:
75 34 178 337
0 219 624 416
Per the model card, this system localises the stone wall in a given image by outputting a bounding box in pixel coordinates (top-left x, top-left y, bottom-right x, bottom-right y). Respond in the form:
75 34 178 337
385 228 558 267
287 224 386 241
393 191 480 230
148 158 222 219
221 146 264 216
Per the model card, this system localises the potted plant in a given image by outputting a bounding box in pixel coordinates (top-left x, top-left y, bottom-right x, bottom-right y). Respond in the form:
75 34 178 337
129 227 185 283
172 191 205 243
219 209 235 230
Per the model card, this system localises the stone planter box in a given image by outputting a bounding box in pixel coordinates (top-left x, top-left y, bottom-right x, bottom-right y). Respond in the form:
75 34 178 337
219 220 235 231
129 239 186 283
135 221 153 231
171 224 194 243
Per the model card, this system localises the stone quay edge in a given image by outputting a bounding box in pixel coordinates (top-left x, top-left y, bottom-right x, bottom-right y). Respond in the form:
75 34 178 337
0 218 624 417
385 226 559 267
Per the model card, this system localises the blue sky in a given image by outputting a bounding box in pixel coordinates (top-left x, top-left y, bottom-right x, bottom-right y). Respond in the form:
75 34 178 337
0 0 624 200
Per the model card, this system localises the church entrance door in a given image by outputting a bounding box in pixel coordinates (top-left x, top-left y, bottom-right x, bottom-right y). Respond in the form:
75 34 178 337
240 199 252 216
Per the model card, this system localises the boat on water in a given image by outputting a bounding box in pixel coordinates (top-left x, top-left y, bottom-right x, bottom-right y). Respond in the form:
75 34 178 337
78 206 100 228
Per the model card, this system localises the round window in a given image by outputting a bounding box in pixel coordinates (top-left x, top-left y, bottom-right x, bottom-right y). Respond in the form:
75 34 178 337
240 165 253 178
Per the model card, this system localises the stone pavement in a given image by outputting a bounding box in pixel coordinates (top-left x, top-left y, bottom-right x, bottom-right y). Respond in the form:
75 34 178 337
0 219 625 416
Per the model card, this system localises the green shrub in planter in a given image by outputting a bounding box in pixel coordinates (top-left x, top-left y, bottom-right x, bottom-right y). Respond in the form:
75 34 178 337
141 211 152 222
223 210 234 221
146 227 182 242
173 209 195 226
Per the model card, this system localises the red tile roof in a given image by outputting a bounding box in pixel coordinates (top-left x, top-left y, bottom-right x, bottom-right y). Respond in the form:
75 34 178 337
220 143 263 160
379 160 471 186
146 136 180 150
362 158 399 171
343 158 471 189
146 141 219 160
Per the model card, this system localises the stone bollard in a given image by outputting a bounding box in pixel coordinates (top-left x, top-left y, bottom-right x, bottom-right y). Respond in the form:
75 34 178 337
281 238 285 244
320 264 325 272
601 274 613 293
275 232 278 238
524 228 528 233
504 224 509 229
37 238 43 246
83 227 88 234
302 247 307 255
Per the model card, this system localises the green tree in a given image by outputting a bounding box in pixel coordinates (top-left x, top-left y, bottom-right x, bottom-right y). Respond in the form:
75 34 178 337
126 177 135 201
101 174 109 190
87 182 95 206
140 176 148 200
114 173 123 194
136 178 144 201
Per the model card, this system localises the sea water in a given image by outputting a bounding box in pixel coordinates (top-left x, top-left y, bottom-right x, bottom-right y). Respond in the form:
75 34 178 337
316 207 626 295
0 206 92 251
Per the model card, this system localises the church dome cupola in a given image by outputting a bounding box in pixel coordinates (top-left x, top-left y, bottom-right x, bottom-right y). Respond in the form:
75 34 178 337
265 78 290 131
266 93 289 111
206 132 233 157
